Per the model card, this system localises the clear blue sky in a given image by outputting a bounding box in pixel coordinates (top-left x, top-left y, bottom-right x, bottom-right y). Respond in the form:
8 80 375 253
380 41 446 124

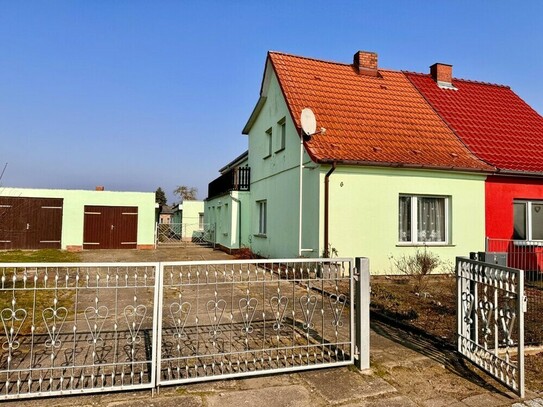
1 1 541 202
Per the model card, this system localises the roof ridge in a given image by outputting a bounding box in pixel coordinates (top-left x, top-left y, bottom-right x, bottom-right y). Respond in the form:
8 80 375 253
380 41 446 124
268 51 351 67
268 50 400 73
404 71 510 89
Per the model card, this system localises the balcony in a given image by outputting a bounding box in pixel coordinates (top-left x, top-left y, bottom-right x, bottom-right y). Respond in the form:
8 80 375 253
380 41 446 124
207 167 250 199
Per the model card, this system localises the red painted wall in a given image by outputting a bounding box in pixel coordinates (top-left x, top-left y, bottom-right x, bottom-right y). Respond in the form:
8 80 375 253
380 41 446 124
486 175 543 239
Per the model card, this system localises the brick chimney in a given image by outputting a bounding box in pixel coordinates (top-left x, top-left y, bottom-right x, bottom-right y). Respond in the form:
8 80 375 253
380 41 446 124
430 63 455 89
95 186 104 191
353 51 378 77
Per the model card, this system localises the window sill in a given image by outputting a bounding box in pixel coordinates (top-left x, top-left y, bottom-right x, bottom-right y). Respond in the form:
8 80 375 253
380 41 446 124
263 154 271 160
275 147 285 154
254 234 267 238
396 243 455 247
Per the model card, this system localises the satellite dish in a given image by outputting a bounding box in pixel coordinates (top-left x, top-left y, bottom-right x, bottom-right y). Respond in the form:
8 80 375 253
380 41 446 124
300 108 317 136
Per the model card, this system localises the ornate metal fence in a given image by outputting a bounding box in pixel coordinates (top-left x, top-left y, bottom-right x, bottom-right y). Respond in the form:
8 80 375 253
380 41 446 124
0 258 365 400
156 223 215 248
486 238 543 345
157 259 354 385
456 257 525 397
0 262 160 400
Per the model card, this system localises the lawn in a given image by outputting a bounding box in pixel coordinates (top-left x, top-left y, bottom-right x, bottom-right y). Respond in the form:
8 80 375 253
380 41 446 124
0 250 80 335
0 249 81 263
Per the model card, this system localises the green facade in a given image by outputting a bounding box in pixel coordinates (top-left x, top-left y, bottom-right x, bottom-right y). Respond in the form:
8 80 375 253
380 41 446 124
210 67 487 273
321 166 486 273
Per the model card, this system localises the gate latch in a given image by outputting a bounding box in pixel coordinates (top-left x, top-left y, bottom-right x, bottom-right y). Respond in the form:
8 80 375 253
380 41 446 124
523 295 528 313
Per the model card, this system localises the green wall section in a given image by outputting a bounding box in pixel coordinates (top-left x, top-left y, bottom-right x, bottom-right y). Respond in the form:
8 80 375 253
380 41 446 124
246 69 320 258
205 191 250 250
1 187 155 249
322 166 486 273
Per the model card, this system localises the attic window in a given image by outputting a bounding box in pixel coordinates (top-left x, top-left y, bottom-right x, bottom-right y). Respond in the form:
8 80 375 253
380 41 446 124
276 118 286 152
264 127 272 159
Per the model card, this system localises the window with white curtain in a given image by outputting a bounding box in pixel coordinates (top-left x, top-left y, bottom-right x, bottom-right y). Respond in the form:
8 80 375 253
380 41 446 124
399 195 449 244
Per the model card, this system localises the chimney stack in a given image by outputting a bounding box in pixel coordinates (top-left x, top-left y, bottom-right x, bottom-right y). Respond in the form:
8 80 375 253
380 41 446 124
430 63 455 89
353 51 378 77
95 186 104 191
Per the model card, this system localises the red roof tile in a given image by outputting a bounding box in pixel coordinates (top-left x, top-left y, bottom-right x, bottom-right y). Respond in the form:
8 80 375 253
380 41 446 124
267 52 492 172
406 72 543 173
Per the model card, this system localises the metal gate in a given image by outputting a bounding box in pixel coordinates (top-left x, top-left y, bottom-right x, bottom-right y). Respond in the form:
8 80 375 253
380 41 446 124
156 223 215 248
456 256 526 397
0 258 365 400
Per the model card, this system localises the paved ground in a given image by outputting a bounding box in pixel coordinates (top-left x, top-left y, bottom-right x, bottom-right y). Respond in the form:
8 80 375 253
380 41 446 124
79 245 236 263
4 318 540 406
2 246 542 406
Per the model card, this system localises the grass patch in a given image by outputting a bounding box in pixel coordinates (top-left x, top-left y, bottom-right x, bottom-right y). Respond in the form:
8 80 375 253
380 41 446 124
0 249 81 263
0 280 74 336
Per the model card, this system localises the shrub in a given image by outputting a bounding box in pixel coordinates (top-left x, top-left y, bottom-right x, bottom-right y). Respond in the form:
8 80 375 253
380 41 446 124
391 247 441 294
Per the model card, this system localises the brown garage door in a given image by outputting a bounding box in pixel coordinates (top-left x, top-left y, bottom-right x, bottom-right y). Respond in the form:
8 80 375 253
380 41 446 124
0 197 63 249
83 206 138 249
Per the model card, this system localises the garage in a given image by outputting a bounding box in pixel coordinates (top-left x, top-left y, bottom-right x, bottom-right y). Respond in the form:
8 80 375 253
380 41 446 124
0 196 63 249
83 205 138 249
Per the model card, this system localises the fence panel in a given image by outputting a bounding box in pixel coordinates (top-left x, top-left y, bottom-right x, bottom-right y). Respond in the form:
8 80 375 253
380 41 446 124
0 262 160 400
156 223 214 248
156 258 354 385
456 257 525 397
486 238 543 345
0 258 361 400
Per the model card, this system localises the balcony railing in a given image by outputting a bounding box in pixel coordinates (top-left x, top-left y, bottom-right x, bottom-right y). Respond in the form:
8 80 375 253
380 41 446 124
207 167 250 199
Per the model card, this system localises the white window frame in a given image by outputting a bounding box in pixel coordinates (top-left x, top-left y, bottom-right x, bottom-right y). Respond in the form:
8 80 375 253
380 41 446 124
276 118 286 152
398 195 450 245
264 128 272 159
257 200 267 236
513 200 543 241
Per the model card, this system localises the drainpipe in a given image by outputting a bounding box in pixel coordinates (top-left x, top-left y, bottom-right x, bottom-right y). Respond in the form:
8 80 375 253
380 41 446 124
324 162 337 258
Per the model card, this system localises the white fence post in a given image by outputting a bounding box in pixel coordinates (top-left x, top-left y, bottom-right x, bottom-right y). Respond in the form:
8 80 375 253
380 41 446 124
355 257 370 370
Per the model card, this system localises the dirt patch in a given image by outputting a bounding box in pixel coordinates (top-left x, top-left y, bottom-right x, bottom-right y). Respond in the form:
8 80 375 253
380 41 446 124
370 275 543 393
525 352 543 391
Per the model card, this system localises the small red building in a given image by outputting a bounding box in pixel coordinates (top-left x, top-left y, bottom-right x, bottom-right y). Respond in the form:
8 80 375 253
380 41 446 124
407 67 543 271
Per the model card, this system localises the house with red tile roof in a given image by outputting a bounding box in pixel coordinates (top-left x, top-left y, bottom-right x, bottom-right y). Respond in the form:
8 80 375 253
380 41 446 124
206 50 494 273
407 68 543 271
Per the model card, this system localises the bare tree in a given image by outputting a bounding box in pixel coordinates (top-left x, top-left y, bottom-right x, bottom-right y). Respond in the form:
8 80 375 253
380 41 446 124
173 185 198 201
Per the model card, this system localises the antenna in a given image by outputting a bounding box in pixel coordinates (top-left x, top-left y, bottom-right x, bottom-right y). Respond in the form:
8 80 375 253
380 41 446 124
300 108 317 136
